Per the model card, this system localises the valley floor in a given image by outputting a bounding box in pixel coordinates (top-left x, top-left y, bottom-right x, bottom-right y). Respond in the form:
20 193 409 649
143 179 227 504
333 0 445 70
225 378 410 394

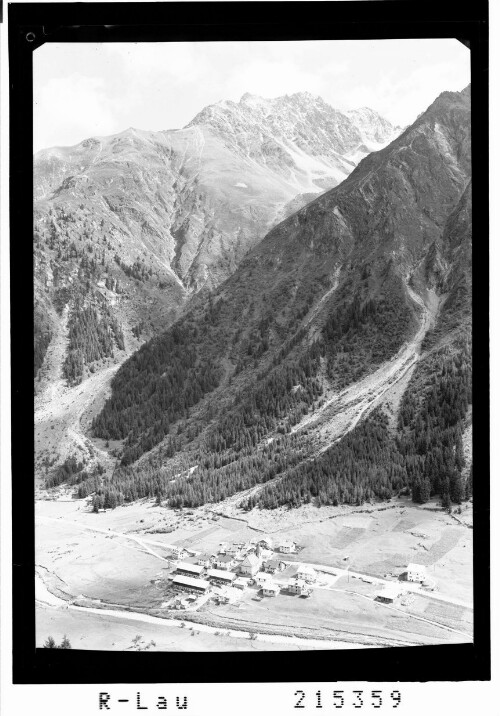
35 495 473 652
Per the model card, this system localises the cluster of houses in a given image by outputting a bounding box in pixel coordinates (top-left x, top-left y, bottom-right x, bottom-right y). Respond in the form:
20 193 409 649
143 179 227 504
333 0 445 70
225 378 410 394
168 536 308 603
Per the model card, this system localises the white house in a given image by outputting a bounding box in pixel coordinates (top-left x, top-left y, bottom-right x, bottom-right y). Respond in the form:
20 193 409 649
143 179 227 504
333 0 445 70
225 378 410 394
406 563 427 583
214 554 237 570
169 546 188 559
239 553 261 576
254 571 272 587
262 583 280 597
296 564 317 583
279 541 296 554
196 554 213 568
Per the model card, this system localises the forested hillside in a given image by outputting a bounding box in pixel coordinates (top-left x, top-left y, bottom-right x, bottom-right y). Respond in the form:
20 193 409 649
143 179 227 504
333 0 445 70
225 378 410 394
48 86 472 513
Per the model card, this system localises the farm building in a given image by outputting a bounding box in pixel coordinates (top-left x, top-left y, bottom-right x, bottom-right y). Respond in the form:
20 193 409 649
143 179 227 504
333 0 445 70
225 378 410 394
214 554 238 570
375 585 401 604
406 563 427 583
239 553 261 576
171 575 211 595
175 562 205 578
263 558 286 574
207 568 237 586
296 564 317 583
262 583 280 597
279 541 296 554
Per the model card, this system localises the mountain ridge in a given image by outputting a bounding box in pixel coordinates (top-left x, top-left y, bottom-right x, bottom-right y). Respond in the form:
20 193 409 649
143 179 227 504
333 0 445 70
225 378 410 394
85 85 471 513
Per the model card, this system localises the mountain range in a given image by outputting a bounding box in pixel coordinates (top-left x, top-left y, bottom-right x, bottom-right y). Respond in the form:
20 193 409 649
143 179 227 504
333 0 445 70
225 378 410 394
35 86 472 513
34 92 399 384
84 86 472 511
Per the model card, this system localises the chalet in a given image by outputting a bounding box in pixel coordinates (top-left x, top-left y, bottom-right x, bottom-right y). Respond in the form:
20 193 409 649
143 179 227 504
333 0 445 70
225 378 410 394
264 558 286 574
172 575 211 595
406 563 427 583
262 583 280 597
279 541 296 554
175 562 205 578
207 568 237 586
214 554 237 570
239 553 261 576
296 564 317 583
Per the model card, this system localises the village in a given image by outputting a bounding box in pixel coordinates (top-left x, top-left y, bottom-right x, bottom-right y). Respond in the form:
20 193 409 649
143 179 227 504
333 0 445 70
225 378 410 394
35 495 473 649
158 535 435 613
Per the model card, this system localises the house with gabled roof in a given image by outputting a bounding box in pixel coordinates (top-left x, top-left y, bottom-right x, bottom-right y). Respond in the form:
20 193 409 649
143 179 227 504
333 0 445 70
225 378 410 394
214 553 238 570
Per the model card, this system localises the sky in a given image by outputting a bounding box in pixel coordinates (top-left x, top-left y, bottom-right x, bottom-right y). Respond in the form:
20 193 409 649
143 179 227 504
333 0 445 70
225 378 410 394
33 39 470 152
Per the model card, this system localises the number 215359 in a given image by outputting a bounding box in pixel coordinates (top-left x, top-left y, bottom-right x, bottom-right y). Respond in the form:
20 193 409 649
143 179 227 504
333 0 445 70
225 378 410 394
294 690 402 709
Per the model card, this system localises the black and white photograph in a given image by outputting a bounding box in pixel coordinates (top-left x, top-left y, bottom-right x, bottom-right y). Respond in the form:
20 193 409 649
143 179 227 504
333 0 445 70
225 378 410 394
3 0 492 702
32 35 476 654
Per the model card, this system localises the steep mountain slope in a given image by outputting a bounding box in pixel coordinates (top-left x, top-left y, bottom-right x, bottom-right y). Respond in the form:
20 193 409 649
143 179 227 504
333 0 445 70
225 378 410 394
81 86 471 511
34 94 400 475
35 93 399 295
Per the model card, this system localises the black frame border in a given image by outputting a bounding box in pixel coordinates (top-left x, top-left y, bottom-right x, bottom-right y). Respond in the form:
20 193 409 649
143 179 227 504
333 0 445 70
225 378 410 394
9 0 490 685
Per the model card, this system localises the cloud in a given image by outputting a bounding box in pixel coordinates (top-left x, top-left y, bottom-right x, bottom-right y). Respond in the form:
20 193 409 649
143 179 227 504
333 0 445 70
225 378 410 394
34 75 118 150
104 42 205 84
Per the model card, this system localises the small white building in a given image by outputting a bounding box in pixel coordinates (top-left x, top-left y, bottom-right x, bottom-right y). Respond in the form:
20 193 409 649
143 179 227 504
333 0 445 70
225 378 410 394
239 553 261 576
296 564 317 583
279 541 296 554
406 563 427 583
196 554 213 568
376 585 401 604
169 546 188 559
254 571 272 587
262 583 280 597
287 578 308 595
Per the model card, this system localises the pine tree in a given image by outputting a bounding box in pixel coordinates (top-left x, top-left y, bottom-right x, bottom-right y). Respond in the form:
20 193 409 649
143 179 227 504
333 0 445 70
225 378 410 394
43 636 56 649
